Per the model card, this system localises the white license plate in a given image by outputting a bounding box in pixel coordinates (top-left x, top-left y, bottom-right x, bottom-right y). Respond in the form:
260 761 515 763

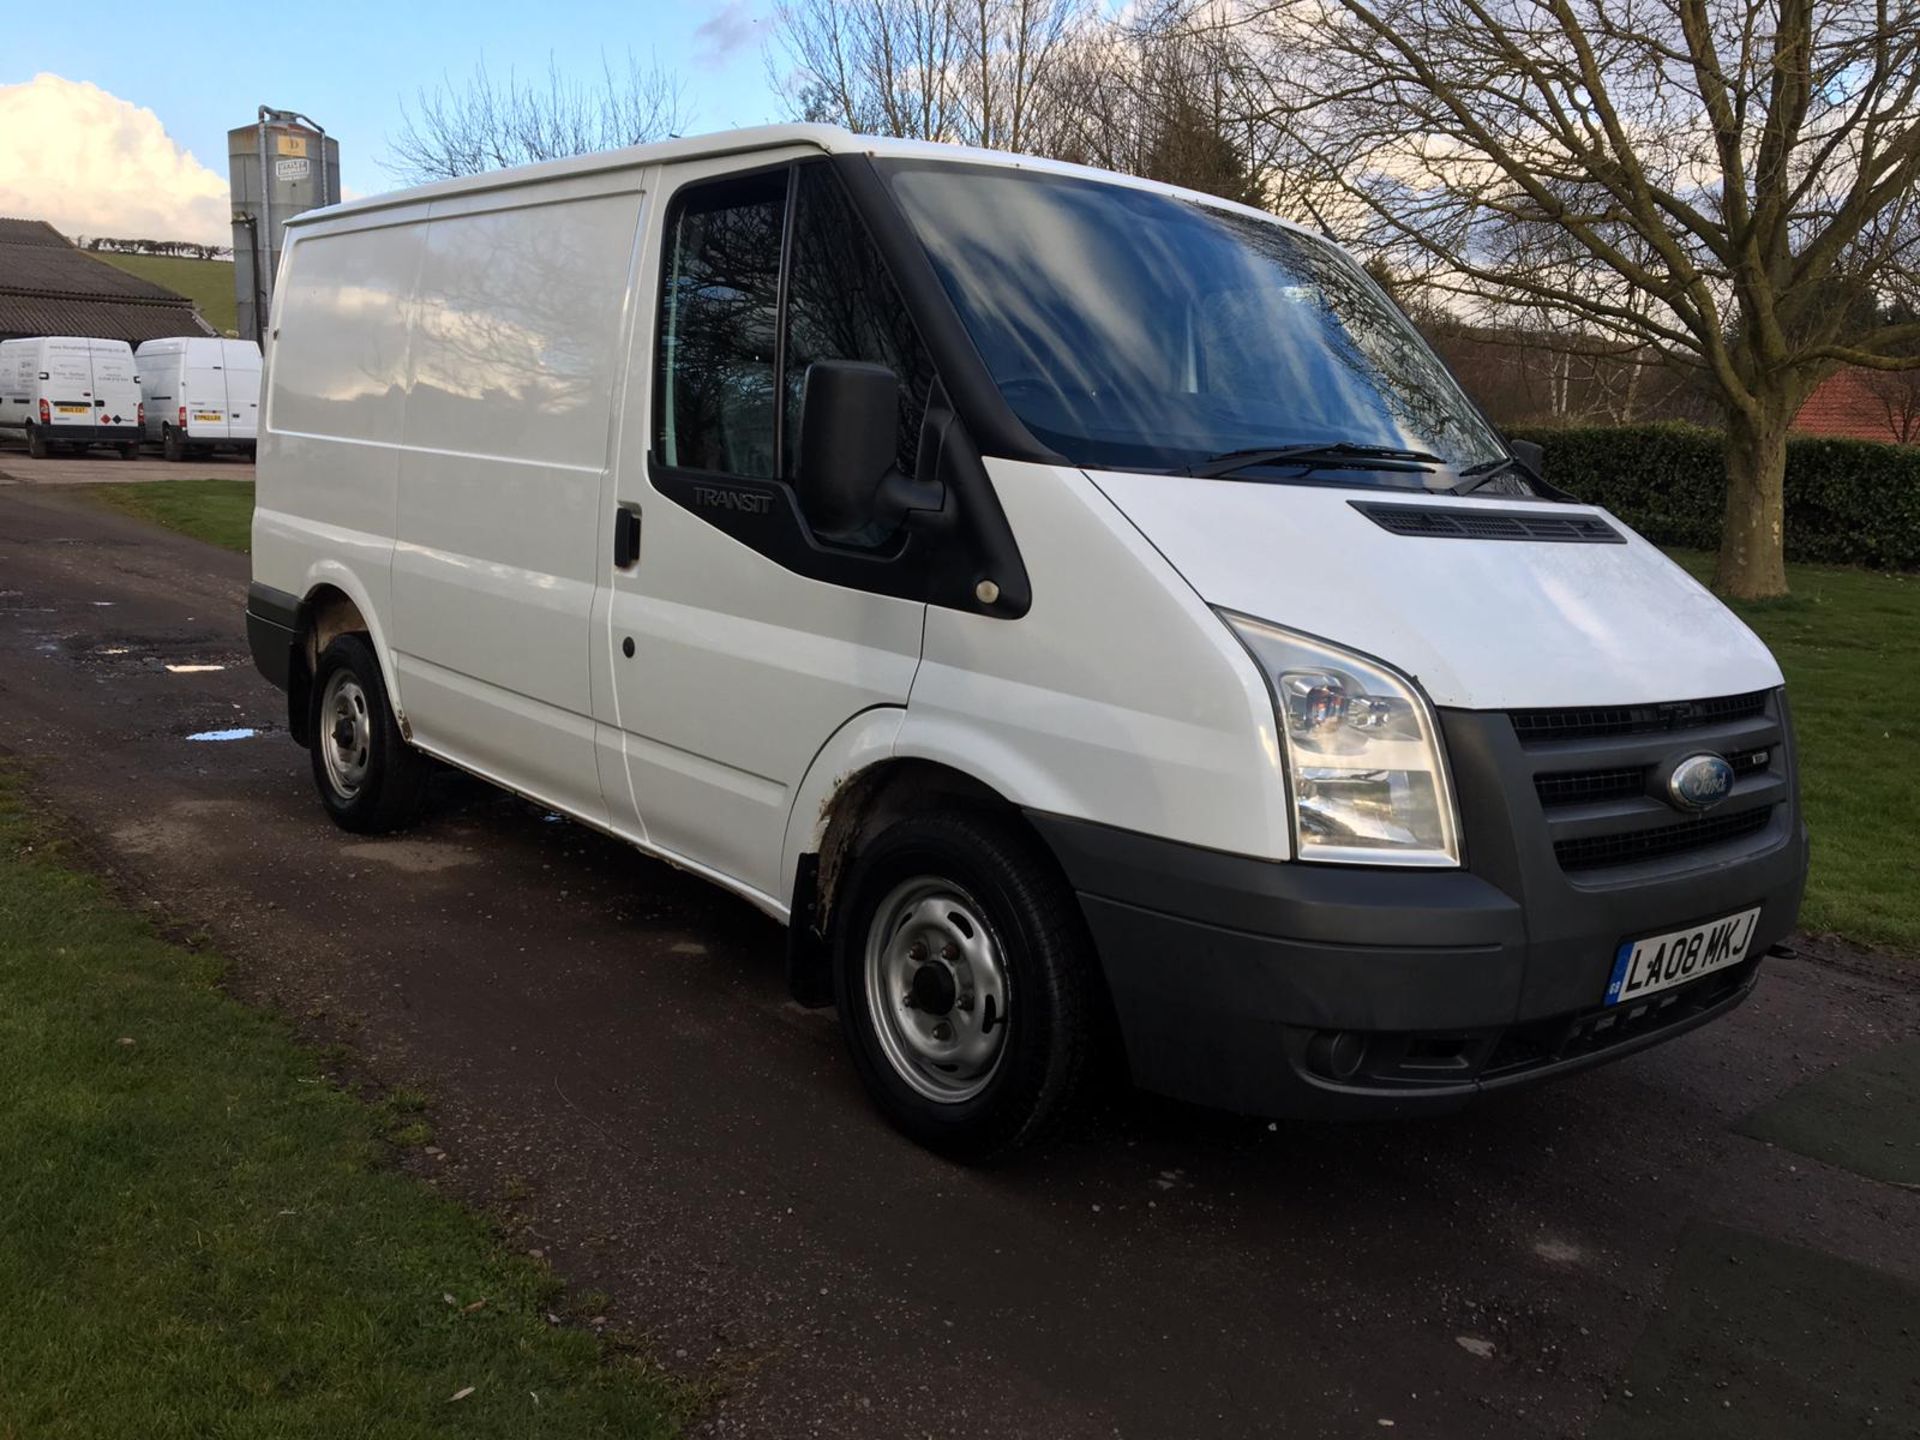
1605 907 1762 1006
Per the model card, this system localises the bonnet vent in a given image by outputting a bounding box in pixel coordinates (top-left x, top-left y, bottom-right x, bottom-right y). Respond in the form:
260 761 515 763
1350 502 1625 544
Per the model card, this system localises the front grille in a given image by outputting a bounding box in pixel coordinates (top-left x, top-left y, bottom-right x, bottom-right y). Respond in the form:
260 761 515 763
1511 691 1769 743
1534 766 1643 807
1351 502 1625 544
1534 746 1775 808
1553 806 1772 871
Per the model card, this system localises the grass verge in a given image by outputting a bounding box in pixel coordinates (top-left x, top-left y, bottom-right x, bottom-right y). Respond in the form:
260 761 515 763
1670 551 1920 955
80 478 255 554
0 769 684 1438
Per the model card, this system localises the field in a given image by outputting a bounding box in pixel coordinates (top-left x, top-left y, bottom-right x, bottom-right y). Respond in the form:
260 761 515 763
94 253 239 336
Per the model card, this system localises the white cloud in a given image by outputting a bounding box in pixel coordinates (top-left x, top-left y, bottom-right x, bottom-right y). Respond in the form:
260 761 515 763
0 74 229 246
693 2 760 66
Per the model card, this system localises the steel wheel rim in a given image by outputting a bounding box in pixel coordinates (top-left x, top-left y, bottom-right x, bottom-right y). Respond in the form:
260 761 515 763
319 670 371 801
863 876 1011 1104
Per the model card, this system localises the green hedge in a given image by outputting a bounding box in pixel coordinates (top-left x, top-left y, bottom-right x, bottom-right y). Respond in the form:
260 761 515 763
1511 422 1920 571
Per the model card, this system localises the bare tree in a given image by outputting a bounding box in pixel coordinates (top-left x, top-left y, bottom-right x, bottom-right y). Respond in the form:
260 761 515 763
388 53 689 183
1238 0 1920 598
769 0 1092 150
1045 3 1287 202
1862 365 1920 443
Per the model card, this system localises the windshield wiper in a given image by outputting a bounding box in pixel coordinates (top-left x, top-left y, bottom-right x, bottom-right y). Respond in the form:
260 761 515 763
1451 454 1539 496
1189 442 1443 479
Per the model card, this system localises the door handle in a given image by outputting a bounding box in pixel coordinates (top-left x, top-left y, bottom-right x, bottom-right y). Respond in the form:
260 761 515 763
613 506 642 568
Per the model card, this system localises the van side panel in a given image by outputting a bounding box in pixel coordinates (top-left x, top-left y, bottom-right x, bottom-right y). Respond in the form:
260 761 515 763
388 186 644 824
254 217 426 698
904 458 1292 861
222 339 262 443
0 339 30 433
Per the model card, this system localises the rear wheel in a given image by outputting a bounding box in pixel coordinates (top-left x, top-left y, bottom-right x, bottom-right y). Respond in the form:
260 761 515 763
307 633 430 834
161 425 186 462
118 443 139 461
26 425 48 459
833 811 1103 1159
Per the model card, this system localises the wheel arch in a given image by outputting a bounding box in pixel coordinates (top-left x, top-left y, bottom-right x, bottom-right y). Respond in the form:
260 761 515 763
784 739 1077 1009
285 566 403 747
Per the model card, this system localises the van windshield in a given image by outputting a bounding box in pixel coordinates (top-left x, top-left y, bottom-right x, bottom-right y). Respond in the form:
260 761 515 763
880 162 1512 489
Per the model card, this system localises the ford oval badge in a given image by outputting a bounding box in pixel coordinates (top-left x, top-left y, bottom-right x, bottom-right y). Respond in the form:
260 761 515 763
1668 753 1735 812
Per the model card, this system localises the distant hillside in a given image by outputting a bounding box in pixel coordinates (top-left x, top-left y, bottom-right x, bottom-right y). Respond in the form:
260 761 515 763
95 254 238 337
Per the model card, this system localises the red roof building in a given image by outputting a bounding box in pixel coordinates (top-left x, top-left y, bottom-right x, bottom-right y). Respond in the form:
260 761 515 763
1792 365 1920 445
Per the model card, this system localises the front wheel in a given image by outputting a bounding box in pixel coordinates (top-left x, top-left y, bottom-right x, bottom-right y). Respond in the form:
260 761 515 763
26 425 48 459
833 811 1104 1159
307 633 431 834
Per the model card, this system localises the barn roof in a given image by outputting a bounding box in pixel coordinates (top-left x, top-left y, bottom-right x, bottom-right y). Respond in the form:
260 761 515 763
0 219 212 344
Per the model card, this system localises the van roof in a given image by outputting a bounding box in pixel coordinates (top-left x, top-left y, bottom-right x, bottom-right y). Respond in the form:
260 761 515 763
286 123 1317 240
3 335 135 353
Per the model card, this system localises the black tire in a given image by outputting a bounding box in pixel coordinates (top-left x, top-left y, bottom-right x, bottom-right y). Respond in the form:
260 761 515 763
161 425 185 462
832 811 1103 1160
307 633 431 834
26 425 48 459
118 443 139 461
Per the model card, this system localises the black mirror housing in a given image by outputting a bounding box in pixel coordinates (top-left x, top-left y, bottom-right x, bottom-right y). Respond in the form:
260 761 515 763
1510 437 1546 477
796 360 899 537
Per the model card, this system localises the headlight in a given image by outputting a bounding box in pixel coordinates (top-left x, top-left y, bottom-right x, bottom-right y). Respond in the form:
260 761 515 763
1222 612 1461 867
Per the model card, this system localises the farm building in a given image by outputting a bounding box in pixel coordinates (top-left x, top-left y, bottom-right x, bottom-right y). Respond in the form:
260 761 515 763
0 218 210 344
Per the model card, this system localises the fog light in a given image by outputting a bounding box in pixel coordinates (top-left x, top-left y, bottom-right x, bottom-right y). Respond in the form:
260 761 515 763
1305 1029 1368 1081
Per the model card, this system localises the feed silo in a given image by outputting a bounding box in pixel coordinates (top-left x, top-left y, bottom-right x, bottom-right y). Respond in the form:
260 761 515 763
229 109 341 344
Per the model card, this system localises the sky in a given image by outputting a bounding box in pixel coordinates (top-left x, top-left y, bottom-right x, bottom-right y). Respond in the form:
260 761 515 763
0 0 789 245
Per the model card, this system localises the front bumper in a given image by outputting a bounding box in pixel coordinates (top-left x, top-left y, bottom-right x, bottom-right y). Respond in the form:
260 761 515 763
1028 704 1809 1120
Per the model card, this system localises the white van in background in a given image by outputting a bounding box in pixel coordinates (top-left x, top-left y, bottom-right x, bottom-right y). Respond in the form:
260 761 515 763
246 125 1808 1158
0 335 142 459
136 337 261 460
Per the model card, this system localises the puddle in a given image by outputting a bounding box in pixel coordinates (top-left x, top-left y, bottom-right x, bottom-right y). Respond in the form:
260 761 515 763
166 663 226 674
184 728 260 742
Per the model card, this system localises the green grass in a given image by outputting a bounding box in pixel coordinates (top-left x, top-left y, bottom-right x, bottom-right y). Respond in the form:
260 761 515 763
81 478 255 554
1670 551 1920 955
73 482 1919 957
0 771 685 1438
94 253 239 336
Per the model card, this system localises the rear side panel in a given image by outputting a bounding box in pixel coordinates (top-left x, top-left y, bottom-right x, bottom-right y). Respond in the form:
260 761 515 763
254 206 430 697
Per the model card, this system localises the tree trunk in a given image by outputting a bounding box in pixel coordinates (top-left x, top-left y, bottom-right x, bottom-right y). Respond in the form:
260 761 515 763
1713 399 1791 600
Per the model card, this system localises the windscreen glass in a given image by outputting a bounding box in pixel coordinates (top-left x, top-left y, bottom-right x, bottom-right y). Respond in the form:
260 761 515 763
882 163 1508 485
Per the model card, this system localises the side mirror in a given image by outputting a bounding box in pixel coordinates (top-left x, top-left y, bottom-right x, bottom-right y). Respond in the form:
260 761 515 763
1510 438 1546 477
796 360 898 538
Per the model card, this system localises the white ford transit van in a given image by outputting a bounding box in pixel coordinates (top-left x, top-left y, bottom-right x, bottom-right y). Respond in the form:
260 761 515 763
135 337 262 460
247 126 1807 1156
0 335 142 458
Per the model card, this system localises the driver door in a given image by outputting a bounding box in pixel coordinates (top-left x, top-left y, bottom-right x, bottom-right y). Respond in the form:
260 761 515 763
596 156 933 909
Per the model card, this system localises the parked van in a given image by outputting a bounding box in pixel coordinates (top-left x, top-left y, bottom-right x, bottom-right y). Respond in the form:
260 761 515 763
247 126 1808 1156
135 337 261 460
0 335 142 458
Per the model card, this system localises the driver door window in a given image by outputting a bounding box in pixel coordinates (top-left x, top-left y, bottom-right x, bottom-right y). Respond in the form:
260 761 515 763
656 169 786 478
655 162 931 495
